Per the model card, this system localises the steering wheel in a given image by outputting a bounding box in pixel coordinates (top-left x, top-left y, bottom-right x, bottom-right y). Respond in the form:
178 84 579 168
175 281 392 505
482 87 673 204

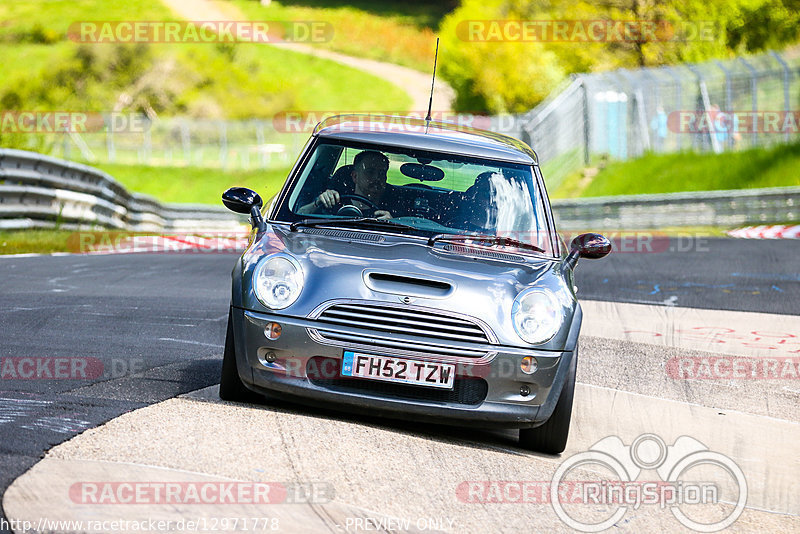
337 194 380 217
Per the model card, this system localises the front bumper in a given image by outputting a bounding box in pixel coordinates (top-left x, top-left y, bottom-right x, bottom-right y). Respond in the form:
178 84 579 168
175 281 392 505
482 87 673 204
231 306 575 429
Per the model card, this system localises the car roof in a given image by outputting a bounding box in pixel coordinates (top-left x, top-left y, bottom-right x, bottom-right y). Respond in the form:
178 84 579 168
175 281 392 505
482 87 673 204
313 114 538 165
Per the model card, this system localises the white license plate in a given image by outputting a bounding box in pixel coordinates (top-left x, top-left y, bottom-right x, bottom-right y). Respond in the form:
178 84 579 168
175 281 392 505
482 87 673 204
341 351 455 390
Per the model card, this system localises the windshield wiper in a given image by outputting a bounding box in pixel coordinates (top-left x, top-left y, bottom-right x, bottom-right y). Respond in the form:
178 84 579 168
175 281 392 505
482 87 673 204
290 217 417 233
428 233 545 253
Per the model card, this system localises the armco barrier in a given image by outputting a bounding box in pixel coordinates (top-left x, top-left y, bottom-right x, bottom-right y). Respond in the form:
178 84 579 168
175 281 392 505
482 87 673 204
0 148 246 231
2 148 797 233
551 186 800 230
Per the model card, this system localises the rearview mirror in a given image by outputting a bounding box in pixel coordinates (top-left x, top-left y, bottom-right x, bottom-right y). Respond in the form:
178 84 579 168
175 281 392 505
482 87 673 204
222 187 262 214
400 163 445 182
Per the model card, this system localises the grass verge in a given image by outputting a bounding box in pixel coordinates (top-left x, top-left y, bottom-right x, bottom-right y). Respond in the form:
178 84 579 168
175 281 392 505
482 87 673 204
554 142 800 198
96 163 291 204
0 230 76 255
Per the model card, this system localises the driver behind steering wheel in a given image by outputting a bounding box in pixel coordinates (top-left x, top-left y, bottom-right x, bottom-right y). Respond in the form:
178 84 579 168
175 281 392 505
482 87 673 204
298 150 393 219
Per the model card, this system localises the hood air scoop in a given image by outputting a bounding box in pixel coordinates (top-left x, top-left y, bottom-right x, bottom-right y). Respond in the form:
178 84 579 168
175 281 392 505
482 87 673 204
364 271 454 298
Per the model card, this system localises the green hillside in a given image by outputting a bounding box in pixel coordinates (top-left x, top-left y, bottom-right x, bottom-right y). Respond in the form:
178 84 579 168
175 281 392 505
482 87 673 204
0 0 411 124
553 142 800 198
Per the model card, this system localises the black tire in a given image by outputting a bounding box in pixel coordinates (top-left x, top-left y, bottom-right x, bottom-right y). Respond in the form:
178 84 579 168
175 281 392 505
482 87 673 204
219 309 261 403
519 346 577 454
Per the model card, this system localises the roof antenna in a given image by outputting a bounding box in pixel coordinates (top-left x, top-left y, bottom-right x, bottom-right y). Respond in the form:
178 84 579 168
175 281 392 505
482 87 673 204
425 37 439 123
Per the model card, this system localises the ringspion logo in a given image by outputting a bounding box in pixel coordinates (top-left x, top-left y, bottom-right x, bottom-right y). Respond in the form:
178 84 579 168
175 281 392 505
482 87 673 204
550 434 747 531
458 435 747 531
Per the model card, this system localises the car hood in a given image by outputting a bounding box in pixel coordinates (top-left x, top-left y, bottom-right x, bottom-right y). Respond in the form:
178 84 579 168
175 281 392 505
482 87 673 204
243 224 576 348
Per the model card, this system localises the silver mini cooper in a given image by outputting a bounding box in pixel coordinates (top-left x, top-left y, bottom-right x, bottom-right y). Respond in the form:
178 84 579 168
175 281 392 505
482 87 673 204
220 115 610 454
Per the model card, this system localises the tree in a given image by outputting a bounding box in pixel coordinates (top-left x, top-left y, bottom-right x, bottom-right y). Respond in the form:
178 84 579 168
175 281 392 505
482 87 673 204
439 0 800 113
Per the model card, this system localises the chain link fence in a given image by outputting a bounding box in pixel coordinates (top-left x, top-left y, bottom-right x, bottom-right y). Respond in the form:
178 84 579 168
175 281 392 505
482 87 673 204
45 118 305 170
503 48 800 190
23 49 800 184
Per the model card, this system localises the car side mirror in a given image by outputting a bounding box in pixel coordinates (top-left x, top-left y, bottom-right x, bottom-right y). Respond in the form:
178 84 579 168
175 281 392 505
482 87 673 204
222 187 265 231
222 187 262 214
572 233 612 259
564 232 611 271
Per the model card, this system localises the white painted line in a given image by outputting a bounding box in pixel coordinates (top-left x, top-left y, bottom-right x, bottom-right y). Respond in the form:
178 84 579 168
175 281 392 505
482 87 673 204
0 253 46 258
158 338 224 348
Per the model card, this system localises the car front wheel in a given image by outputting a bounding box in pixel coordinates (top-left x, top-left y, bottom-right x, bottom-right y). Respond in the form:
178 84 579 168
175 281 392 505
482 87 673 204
219 308 261 403
518 346 577 454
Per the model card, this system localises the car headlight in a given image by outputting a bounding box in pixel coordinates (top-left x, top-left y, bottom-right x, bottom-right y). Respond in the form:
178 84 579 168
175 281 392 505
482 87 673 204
253 254 304 309
511 288 563 344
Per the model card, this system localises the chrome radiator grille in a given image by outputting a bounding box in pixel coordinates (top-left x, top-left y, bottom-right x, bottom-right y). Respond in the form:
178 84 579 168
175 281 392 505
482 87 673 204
315 302 491 345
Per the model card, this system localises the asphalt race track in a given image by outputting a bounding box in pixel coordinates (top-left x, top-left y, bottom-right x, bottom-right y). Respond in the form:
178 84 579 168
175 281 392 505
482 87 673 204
575 236 799 315
0 237 797 533
0 255 235 533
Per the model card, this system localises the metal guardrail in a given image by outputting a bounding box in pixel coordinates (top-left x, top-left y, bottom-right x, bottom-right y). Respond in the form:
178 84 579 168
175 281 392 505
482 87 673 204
2 149 796 234
551 186 800 230
0 148 246 232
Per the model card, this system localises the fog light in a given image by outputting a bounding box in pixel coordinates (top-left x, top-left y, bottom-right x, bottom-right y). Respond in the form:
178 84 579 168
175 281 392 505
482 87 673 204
520 385 531 397
520 356 538 374
264 322 282 340
265 351 277 363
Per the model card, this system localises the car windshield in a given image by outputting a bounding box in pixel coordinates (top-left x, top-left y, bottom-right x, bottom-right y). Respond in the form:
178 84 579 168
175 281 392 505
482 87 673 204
274 139 554 255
